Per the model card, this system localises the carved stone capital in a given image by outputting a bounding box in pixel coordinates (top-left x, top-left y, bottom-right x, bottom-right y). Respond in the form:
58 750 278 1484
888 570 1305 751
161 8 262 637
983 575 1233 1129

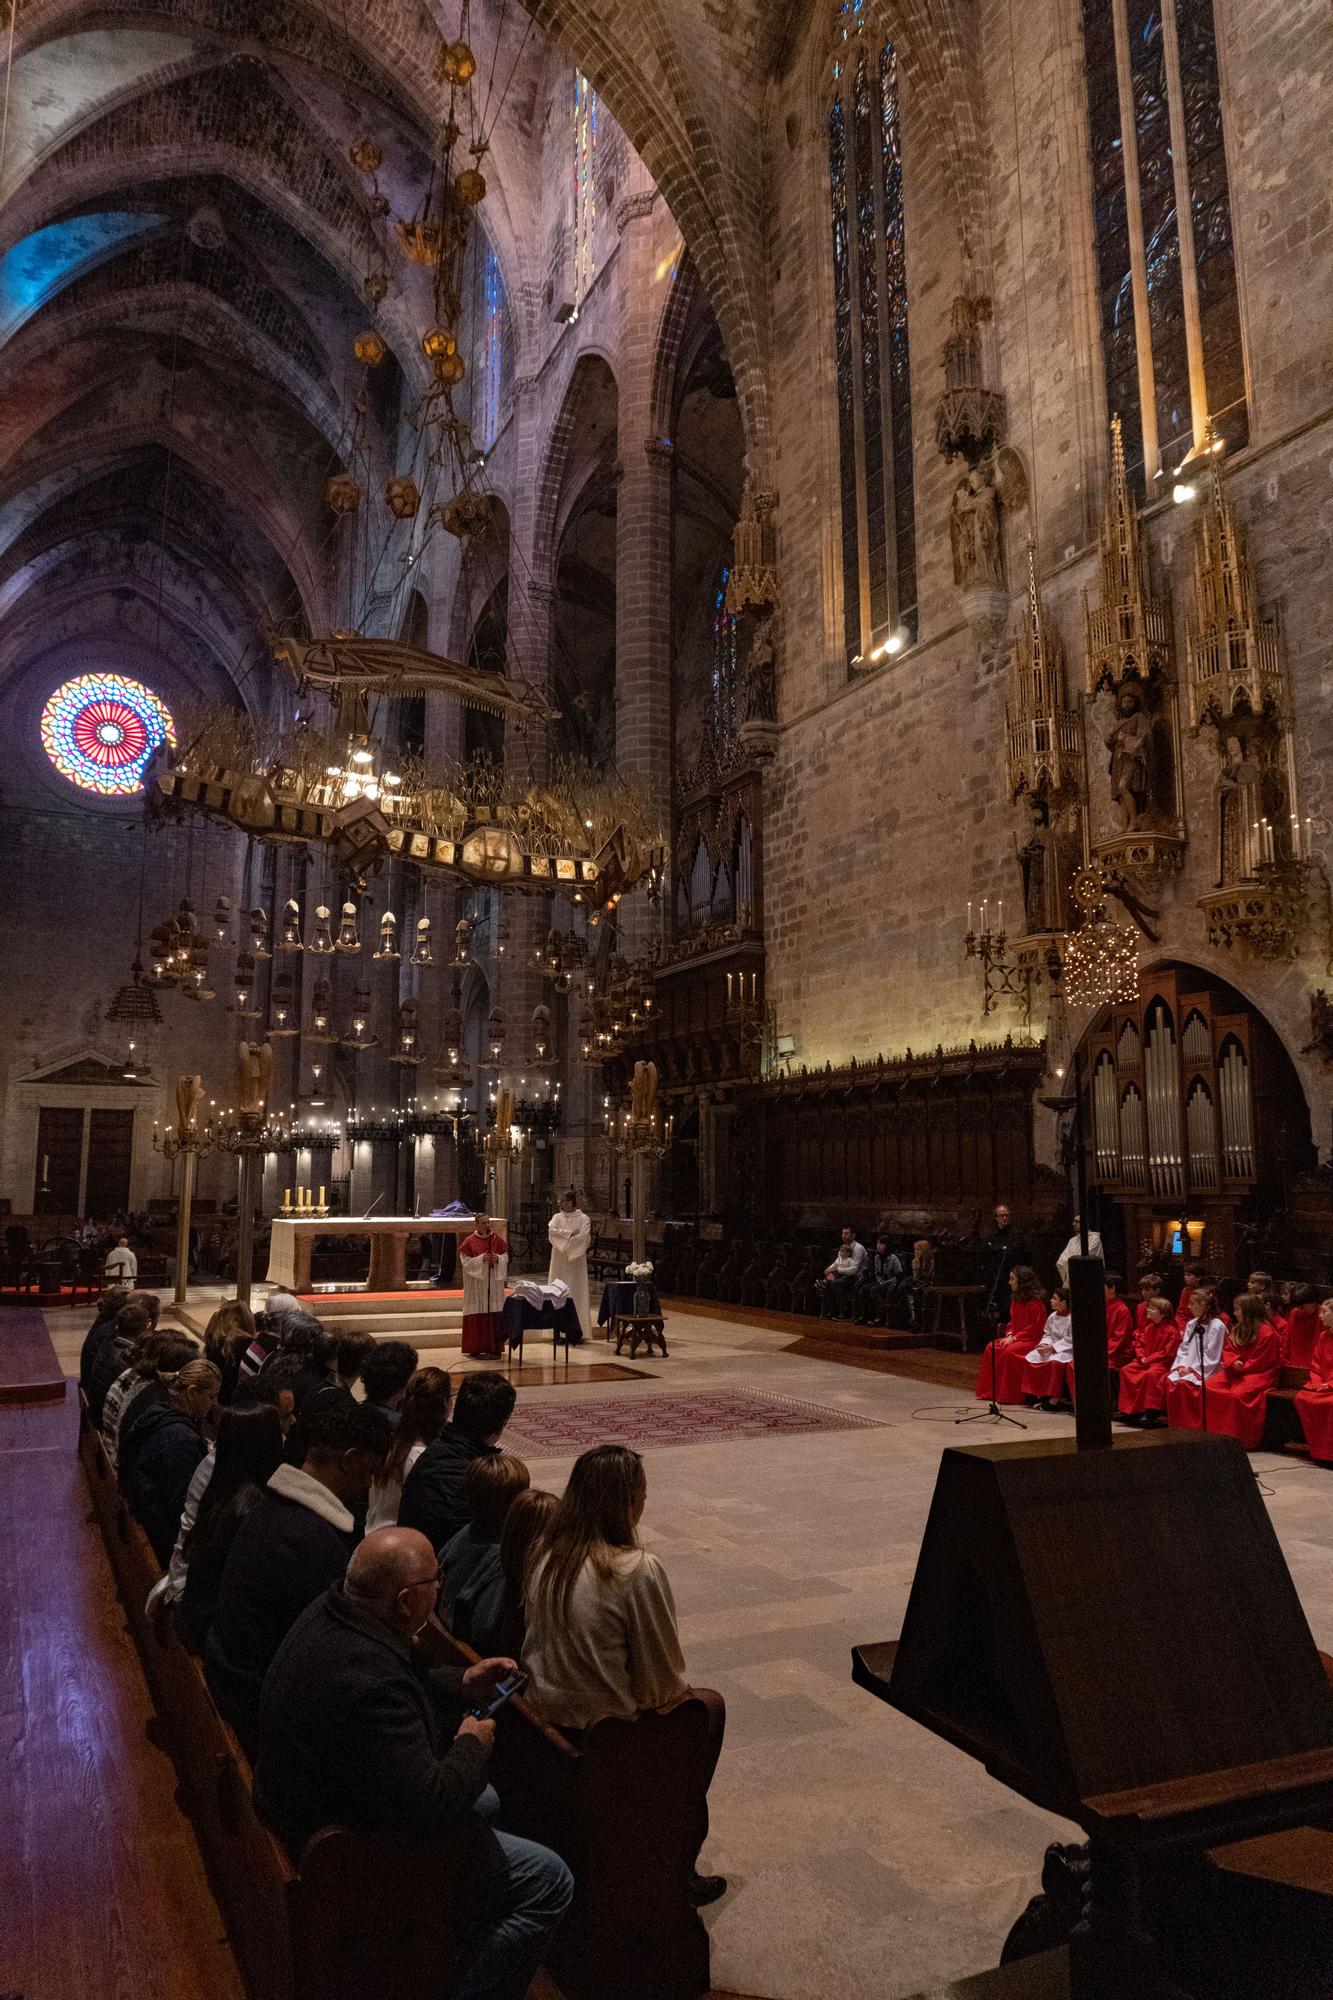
738 717 780 764
644 435 675 463
615 190 659 234
959 583 1010 638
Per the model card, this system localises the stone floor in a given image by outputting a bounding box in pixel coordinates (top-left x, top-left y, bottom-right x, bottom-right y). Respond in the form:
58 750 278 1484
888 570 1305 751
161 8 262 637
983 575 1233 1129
46 1296 1333 2000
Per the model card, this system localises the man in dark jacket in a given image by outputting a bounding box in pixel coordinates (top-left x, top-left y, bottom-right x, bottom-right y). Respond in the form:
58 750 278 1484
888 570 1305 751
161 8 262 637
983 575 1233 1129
399 1372 517 1552
256 1529 572 2000
982 1203 1034 1326
206 1396 391 1750
78 1287 131 1391
85 1297 157 1426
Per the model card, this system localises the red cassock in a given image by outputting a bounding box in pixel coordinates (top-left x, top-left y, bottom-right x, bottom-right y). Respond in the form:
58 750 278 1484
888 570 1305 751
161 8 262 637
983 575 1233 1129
1294 1328 1333 1462
1106 1298 1136 1368
458 1230 511 1357
1283 1304 1321 1371
1117 1320 1182 1416
1167 1325 1282 1447
976 1297 1047 1403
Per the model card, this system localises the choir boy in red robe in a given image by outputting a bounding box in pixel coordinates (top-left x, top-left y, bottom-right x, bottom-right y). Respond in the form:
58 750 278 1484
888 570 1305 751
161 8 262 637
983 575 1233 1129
1134 1272 1169 1335
458 1213 510 1357
1281 1285 1323 1371
1117 1295 1181 1426
1021 1287 1073 1407
975 1265 1047 1404
1248 1271 1285 1348
1168 1290 1281 1448
1294 1297 1333 1464
1104 1273 1135 1367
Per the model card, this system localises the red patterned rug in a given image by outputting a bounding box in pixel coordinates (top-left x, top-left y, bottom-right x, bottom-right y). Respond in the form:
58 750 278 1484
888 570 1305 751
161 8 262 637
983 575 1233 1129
504 1389 885 1456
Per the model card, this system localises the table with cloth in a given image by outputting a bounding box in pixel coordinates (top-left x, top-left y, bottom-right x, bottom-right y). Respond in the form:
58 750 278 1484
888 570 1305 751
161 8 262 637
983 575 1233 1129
501 1293 584 1359
597 1279 662 1328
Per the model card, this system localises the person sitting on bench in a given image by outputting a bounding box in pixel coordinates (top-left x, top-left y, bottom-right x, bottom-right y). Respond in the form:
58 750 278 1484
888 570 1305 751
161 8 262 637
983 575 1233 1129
816 1227 866 1319
440 1453 531 1646
853 1237 903 1324
255 1528 573 2000
399 1372 517 1553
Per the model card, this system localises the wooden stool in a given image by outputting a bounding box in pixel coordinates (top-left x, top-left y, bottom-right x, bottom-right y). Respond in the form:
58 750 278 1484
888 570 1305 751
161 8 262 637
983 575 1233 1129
612 1313 668 1359
925 1282 984 1351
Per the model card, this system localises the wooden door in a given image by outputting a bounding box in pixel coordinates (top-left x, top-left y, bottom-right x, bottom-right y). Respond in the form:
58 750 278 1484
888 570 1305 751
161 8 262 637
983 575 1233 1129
34 1107 82 1214
85 1109 135 1219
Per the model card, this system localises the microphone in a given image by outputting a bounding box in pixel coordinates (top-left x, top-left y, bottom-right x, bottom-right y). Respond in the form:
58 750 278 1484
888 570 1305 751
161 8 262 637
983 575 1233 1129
361 1192 385 1221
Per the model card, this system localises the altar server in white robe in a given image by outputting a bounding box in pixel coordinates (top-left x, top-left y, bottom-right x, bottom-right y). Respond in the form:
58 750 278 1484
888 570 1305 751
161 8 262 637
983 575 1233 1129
548 1190 592 1342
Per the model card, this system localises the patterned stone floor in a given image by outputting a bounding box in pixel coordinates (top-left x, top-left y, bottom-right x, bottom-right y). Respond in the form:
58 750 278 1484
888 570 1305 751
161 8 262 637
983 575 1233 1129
44 1297 1333 2000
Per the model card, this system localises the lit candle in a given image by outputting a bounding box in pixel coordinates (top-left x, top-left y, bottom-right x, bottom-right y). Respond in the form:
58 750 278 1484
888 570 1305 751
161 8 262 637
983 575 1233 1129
967 900 973 933
318 1185 326 1208
997 897 1003 932
981 898 989 932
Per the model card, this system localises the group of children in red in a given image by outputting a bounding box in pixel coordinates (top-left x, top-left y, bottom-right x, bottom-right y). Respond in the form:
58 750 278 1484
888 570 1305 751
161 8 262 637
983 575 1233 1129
976 1263 1333 1458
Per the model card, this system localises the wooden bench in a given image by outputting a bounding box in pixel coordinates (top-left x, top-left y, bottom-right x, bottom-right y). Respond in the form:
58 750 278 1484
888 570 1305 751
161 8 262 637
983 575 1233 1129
78 1393 711 2000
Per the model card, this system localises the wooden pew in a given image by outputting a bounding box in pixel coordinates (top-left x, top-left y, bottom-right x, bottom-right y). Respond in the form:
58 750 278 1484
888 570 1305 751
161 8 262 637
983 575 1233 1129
421 1616 712 2000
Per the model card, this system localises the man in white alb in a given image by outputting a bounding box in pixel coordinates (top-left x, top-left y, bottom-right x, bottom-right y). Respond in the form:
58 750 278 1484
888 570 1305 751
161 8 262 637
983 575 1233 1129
1056 1213 1104 1286
105 1235 138 1283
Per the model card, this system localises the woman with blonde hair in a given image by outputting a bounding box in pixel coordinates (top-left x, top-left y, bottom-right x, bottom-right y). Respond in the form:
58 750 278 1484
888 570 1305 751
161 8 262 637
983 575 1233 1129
119 1357 222 1563
1167 1288 1281 1446
524 1443 727 1906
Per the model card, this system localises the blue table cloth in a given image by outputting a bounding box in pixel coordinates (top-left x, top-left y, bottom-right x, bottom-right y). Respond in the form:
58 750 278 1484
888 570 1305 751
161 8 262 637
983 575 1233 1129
597 1280 662 1325
501 1295 584 1349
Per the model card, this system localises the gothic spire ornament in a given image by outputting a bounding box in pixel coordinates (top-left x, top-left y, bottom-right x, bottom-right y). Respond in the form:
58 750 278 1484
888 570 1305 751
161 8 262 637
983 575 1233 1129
1005 543 1081 803
1084 417 1173 698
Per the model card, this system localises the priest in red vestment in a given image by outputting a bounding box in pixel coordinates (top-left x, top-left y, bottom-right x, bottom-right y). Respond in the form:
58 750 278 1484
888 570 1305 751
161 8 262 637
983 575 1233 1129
1168 1290 1280 1448
459 1213 510 1357
1117 1295 1181 1424
975 1266 1047 1403
1294 1297 1333 1463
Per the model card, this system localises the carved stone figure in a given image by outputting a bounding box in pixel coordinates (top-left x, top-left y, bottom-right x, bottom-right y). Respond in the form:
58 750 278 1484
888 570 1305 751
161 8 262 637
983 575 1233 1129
949 463 1003 588
1105 687 1155 831
175 1072 205 1138
1216 730 1286 884
1017 798 1068 936
235 1041 273 1118
630 1058 659 1126
744 611 778 722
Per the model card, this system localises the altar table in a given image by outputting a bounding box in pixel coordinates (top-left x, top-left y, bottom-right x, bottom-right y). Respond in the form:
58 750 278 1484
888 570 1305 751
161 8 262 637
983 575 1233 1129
265 1214 504 1295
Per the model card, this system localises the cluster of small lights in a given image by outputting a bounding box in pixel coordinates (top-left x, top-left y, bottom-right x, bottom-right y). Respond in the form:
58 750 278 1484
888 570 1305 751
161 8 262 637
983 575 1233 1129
41 672 174 795
1062 921 1139 1007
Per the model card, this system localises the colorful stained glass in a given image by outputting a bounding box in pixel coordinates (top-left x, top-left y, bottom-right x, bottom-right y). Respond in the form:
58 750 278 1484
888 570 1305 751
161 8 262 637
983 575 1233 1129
480 241 505 449
572 72 598 309
711 564 739 738
1175 0 1247 454
40 672 174 795
1127 0 1191 474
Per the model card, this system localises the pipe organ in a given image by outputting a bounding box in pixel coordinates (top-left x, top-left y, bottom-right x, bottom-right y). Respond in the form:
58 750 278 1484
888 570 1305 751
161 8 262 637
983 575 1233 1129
1086 969 1267 1270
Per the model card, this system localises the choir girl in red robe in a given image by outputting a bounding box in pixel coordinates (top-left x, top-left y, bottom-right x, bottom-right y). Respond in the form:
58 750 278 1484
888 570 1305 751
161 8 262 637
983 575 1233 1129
1021 1287 1073 1407
1104 1272 1135 1368
1168 1289 1281 1447
1117 1295 1181 1426
1162 1285 1227 1431
1248 1270 1285 1348
975 1265 1046 1404
1281 1285 1323 1371
1294 1297 1333 1464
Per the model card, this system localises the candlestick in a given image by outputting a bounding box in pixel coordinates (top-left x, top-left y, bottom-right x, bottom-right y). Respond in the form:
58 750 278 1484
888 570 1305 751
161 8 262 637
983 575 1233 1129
967 900 972 932
318 1185 326 1208
997 897 1003 932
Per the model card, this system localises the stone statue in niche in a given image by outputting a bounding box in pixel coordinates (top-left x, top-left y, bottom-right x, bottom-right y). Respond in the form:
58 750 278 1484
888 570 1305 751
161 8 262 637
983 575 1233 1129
1017 796 1070 937
1104 686 1156 831
1215 725 1288 885
743 610 778 723
949 462 1003 589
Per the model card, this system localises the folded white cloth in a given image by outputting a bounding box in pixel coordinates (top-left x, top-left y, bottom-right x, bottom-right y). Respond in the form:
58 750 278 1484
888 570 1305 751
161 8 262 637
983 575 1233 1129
509 1277 570 1309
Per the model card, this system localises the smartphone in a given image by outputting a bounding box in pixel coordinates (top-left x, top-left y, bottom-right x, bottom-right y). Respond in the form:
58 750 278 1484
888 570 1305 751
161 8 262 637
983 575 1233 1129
469 1669 528 1719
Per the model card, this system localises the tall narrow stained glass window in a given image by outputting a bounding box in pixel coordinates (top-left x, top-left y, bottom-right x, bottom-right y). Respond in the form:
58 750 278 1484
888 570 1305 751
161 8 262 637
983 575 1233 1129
826 12 916 672
479 242 505 449
572 72 598 311
1081 0 1246 494
710 563 740 741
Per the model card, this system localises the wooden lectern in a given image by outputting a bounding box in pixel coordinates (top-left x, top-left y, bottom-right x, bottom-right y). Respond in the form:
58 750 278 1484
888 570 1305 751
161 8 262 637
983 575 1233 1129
856 1256 1333 1996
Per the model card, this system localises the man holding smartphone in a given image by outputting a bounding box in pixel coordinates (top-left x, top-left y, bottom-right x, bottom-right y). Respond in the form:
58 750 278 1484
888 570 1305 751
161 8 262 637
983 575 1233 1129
255 1527 572 2000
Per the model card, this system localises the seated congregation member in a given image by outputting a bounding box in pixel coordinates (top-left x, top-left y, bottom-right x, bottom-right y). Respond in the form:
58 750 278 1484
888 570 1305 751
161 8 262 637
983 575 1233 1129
102 1326 199 1469
975 1266 1046 1404
399 1370 517 1552
524 1443 727 1907
206 1397 391 1750
1294 1298 1333 1465
440 1453 531 1645
1168 1289 1281 1447
334 1331 375 1394
366 1365 452 1533
237 1290 319 1382
854 1238 903 1325
119 1359 221 1565
79 1286 130 1392
254 1529 572 2000
86 1294 160 1426
1104 1273 1136 1368
1163 1287 1227 1428
1021 1286 1073 1409
470 1488 559 1661
459 1213 510 1358
178 1401 286 1650
1282 1284 1323 1370
1117 1294 1182 1426
817 1226 867 1319
360 1339 420 1426
202 1300 256 1406
904 1238 936 1329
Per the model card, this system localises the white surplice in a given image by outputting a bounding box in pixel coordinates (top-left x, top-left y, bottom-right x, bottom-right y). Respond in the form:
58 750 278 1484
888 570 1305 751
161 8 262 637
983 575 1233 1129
547 1207 592 1339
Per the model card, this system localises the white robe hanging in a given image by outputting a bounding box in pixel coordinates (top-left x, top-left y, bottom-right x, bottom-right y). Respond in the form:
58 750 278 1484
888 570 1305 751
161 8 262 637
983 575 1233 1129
547 1208 592 1340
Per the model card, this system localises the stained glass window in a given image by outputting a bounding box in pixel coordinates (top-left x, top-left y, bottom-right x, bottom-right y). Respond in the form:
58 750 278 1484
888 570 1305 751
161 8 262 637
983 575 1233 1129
826 20 916 673
40 672 174 795
572 72 598 311
711 563 740 739
1080 0 1246 492
477 241 506 450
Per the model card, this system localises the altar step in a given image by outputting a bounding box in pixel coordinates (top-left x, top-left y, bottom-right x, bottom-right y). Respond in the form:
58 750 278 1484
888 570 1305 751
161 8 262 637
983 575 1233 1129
297 1288 465 1349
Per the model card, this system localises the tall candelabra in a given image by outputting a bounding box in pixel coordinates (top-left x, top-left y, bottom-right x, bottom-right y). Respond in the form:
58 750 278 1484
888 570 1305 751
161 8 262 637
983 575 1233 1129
605 1098 674 1265
963 898 1038 1031
153 1080 215 1305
